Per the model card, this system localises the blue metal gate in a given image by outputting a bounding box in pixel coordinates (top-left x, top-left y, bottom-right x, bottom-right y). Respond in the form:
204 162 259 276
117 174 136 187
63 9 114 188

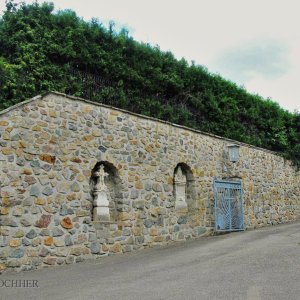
214 180 244 232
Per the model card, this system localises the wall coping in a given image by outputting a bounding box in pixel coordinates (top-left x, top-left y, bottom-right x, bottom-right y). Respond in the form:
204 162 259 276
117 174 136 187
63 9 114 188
0 91 290 160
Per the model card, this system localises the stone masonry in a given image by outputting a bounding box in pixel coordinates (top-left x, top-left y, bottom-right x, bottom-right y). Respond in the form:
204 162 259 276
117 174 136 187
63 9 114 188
0 92 299 273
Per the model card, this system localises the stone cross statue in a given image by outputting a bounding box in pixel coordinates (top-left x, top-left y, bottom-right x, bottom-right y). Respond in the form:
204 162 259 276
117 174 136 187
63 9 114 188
94 165 108 192
93 165 110 221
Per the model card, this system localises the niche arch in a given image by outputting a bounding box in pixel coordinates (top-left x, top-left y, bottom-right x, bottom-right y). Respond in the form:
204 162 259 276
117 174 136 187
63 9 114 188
173 163 196 213
90 161 122 222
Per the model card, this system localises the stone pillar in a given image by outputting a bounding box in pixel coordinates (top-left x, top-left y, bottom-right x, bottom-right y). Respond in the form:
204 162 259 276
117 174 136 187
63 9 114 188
93 165 110 221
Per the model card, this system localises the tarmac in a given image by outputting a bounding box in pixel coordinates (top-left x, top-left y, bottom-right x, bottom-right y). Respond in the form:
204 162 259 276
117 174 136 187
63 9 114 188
1 220 300 300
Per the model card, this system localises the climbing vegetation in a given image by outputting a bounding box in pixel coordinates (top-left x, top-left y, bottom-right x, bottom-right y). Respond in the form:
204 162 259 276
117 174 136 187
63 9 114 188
0 1 299 167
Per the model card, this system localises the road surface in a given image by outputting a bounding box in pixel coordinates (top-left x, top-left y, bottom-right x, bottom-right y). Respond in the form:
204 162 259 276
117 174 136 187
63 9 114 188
1 221 300 300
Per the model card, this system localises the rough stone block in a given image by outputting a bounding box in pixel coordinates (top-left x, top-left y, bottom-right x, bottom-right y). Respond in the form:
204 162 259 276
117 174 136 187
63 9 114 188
35 215 52 228
109 243 122 253
90 241 100 254
9 239 21 247
60 217 73 229
70 246 90 256
26 229 38 239
52 228 64 237
43 257 57 265
10 248 25 259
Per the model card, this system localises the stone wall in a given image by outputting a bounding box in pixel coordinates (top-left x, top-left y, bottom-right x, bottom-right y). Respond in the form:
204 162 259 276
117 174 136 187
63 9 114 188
0 92 299 273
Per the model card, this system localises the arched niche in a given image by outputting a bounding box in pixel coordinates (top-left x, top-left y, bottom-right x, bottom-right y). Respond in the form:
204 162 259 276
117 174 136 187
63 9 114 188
90 161 122 222
173 163 196 213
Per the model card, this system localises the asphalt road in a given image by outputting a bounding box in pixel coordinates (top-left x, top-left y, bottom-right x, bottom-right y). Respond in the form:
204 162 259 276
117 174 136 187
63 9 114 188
1 221 300 300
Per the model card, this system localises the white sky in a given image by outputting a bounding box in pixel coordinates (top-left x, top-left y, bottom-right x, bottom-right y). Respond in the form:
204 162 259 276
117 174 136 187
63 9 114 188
1 0 300 112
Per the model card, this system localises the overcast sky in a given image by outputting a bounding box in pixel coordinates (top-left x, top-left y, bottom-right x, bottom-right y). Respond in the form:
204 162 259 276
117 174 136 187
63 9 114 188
1 0 299 112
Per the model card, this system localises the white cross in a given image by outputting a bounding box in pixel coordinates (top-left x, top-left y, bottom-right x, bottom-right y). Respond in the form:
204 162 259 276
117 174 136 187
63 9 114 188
95 165 108 191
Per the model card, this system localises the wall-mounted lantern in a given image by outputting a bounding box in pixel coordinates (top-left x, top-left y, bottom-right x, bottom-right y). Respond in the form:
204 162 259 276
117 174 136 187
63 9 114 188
227 144 240 163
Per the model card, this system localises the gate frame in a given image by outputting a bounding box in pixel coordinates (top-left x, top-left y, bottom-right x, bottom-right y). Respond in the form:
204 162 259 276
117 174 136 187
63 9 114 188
214 179 245 232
